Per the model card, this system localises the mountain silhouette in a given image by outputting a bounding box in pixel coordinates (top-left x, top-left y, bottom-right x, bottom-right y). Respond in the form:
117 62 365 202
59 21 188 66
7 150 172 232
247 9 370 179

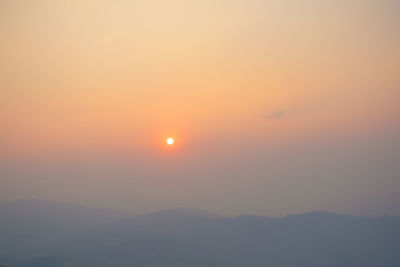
1 199 399 267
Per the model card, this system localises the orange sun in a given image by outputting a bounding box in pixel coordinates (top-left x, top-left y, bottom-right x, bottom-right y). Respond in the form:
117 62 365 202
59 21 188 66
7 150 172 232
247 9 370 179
166 137 174 146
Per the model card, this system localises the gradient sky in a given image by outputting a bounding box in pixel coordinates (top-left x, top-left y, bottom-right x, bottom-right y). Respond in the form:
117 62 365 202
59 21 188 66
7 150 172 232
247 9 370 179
1 0 399 216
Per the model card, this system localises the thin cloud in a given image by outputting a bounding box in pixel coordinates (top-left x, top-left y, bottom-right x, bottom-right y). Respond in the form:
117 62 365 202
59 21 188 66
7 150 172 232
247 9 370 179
264 111 285 120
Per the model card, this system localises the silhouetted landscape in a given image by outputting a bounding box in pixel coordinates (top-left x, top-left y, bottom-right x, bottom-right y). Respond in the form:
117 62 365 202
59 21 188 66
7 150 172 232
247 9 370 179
0 199 399 267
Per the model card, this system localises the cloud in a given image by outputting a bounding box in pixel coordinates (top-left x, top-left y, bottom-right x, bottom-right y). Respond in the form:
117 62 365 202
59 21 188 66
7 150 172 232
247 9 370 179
264 111 285 120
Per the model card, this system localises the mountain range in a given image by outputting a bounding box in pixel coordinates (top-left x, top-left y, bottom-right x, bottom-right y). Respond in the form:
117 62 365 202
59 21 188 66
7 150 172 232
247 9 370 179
0 199 399 267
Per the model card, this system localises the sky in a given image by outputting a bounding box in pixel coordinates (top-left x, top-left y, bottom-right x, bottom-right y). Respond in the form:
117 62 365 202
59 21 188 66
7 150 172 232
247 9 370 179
1 0 399 216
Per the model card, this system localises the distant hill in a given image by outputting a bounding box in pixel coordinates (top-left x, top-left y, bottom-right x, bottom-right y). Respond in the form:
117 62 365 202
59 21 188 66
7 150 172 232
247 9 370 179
1 200 400 267
0 199 127 260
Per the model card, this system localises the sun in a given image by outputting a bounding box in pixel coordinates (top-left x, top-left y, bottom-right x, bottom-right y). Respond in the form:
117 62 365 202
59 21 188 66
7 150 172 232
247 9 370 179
166 137 174 146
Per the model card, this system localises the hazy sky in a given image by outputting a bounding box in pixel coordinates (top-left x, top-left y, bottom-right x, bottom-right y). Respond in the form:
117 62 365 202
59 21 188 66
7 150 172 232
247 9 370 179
1 0 399 216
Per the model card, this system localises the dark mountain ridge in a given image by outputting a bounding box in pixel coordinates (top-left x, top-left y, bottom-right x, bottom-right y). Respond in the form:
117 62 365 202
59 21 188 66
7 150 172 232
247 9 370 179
0 199 399 267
